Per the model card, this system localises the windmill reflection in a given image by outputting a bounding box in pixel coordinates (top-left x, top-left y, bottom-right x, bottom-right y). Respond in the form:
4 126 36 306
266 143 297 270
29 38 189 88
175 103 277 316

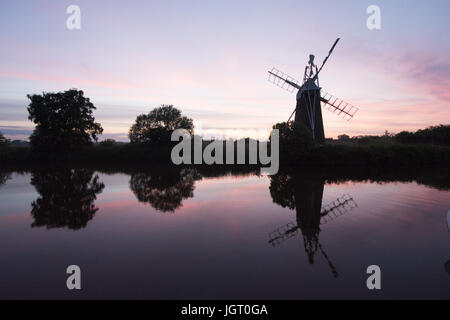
129 167 201 213
269 172 357 277
30 168 105 230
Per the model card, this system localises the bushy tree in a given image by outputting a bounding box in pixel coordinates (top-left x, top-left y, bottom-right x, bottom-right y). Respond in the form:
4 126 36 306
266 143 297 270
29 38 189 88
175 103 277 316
0 132 9 146
338 134 350 142
395 125 449 145
272 121 314 161
129 105 193 144
99 139 116 147
27 89 103 153
395 131 415 144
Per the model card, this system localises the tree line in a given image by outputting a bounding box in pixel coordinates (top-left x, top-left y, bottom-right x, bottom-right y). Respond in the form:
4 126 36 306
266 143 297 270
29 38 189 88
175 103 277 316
14 89 194 154
0 89 448 159
335 125 450 146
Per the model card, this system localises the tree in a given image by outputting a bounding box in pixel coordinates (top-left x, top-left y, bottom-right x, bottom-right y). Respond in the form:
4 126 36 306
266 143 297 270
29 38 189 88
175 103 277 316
0 132 9 146
27 89 103 153
129 105 193 144
383 130 394 138
395 125 450 145
338 134 350 142
99 139 116 147
395 131 414 144
272 121 314 161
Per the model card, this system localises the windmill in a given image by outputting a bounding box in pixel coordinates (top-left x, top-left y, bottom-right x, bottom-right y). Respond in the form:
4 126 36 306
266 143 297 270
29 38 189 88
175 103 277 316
268 38 359 144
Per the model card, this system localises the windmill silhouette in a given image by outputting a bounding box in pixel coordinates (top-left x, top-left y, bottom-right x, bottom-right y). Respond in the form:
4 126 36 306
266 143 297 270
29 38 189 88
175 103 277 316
268 38 359 144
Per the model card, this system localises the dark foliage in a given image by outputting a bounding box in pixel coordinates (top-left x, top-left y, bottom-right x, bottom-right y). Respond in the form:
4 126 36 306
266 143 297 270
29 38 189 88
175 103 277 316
337 134 350 141
272 121 314 162
129 167 201 212
0 132 9 146
30 168 104 229
269 172 297 210
27 89 103 153
395 124 450 145
0 171 11 188
129 105 193 145
99 139 116 147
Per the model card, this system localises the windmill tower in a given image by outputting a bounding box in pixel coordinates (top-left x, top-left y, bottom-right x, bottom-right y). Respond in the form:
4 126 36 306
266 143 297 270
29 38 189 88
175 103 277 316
268 38 359 144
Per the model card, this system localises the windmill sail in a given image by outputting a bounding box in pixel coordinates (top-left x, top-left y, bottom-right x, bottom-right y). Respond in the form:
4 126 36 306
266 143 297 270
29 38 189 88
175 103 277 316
313 38 340 80
320 91 359 121
268 68 301 93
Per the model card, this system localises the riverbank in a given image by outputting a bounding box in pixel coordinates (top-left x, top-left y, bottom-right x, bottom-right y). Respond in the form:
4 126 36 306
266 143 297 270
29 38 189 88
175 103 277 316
1 141 449 167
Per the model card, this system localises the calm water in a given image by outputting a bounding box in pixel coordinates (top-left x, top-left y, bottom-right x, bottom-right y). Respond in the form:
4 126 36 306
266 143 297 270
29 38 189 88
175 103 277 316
0 166 449 299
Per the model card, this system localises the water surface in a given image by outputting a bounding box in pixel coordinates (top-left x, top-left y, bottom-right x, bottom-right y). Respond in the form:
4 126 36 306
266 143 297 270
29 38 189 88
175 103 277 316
0 166 449 299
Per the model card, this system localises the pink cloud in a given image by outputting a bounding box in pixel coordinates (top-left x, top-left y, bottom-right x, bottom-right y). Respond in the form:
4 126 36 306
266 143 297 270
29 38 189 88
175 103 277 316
392 53 450 102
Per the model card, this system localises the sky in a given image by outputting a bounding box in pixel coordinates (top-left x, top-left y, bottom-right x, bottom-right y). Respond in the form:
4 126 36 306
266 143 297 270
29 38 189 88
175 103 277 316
0 0 449 141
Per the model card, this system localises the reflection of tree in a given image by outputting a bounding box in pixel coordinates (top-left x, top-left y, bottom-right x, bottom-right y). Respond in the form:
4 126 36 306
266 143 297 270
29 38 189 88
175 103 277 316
0 172 11 188
130 167 201 213
30 169 104 230
269 173 297 209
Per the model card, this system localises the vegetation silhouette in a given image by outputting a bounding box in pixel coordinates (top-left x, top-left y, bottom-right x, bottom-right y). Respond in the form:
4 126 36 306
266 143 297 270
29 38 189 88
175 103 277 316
129 167 201 213
1 90 449 166
99 138 117 147
395 125 449 145
27 89 103 154
129 105 193 145
30 168 104 230
0 133 12 188
0 132 9 146
272 121 314 162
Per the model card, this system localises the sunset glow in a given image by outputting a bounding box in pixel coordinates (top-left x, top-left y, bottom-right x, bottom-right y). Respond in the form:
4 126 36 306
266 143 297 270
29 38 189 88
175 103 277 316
1 0 449 140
